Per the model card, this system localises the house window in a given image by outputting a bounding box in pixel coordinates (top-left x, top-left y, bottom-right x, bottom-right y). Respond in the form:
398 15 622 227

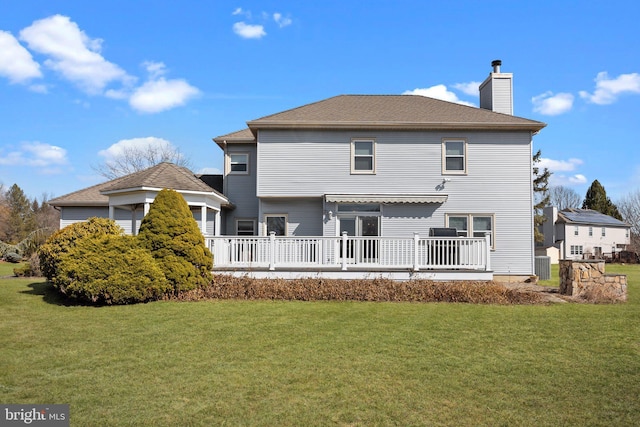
236 219 256 236
602 227 606 237
570 245 583 256
229 153 249 174
351 139 375 173
265 215 287 236
442 139 467 174
574 226 579 236
446 214 494 248
589 227 593 237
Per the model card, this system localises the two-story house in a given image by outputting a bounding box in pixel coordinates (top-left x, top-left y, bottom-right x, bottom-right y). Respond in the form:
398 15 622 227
213 61 546 278
539 206 631 261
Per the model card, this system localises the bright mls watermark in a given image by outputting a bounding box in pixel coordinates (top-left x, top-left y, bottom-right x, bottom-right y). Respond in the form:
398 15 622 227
1 405 69 426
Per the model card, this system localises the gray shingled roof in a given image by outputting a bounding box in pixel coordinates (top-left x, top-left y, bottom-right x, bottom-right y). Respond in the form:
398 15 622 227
245 95 546 131
101 162 215 194
50 163 223 206
558 208 630 227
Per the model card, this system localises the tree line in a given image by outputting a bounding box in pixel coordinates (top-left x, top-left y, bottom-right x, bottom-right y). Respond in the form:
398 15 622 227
0 183 59 257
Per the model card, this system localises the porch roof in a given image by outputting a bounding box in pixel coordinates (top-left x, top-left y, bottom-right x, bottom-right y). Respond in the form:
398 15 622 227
325 194 448 204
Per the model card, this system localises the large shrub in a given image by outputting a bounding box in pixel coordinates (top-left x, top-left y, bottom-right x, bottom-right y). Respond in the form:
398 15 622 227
55 235 170 304
38 217 123 282
137 189 213 293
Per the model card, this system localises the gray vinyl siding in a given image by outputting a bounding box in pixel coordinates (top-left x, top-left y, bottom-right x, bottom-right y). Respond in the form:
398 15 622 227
255 129 534 275
259 198 323 236
223 144 259 234
59 206 142 235
479 76 513 115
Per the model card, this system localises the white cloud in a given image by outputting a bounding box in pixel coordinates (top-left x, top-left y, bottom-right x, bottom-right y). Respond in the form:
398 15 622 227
19 14 132 94
539 157 587 187
273 13 292 28
452 81 481 96
403 84 475 106
28 83 48 93
532 91 574 115
539 157 583 172
579 71 640 105
0 30 42 83
129 70 200 113
233 22 266 39
0 141 68 169
232 7 244 16
198 167 222 175
98 137 174 161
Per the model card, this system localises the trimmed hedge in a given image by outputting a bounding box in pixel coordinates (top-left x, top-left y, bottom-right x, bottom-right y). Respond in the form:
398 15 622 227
138 189 213 293
55 235 170 304
38 217 124 282
170 276 545 305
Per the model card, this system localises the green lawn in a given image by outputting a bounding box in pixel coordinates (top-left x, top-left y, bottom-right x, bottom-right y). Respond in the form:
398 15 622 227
1 266 639 426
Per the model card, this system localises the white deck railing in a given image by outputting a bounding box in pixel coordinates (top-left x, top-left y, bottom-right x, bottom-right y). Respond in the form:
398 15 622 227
206 233 491 272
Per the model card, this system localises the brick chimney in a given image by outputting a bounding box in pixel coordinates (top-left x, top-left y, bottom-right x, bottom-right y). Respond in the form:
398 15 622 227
479 59 513 115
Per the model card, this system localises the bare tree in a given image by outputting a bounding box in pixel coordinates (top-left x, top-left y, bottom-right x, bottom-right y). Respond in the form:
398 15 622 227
93 143 191 179
617 190 640 252
547 185 582 210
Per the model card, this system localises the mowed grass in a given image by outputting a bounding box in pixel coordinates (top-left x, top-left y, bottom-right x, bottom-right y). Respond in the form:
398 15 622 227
1 265 639 426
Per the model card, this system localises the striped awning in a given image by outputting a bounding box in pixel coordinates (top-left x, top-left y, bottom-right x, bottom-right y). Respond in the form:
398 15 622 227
325 194 448 204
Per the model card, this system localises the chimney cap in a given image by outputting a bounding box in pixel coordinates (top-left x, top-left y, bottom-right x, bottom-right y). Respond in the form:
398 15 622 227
491 59 502 67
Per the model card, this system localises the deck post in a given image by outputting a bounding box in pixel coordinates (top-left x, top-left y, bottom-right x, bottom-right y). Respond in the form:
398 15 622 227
269 231 276 271
413 233 420 271
341 232 348 271
485 233 491 271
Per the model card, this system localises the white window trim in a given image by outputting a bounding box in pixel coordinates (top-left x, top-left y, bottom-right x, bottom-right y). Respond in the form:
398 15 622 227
445 213 495 249
235 219 257 236
351 138 376 174
264 214 288 236
227 152 249 175
442 138 468 175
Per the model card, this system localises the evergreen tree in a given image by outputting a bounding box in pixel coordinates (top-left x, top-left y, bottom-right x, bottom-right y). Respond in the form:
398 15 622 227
137 189 213 293
5 184 34 243
582 180 623 220
533 150 551 243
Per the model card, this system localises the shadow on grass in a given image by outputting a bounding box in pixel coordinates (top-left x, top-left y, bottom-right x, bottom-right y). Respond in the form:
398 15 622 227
21 281 82 307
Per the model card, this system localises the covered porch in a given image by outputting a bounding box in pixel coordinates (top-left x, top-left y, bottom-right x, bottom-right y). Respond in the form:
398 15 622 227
207 233 493 280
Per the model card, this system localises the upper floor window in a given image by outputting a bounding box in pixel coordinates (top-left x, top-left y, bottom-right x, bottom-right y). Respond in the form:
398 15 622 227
589 227 593 237
442 139 467 174
574 226 579 236
602 227 606 237
351 139 375 174
229 153 249 174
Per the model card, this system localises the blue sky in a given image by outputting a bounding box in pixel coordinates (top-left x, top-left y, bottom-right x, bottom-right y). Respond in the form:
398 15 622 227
1 0 639 201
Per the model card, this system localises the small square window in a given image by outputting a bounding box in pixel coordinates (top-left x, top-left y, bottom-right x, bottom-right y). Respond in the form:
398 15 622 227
351 139 375 173
442 139 467 174
229 153 248 174
265 215 287 236
236 219 256 236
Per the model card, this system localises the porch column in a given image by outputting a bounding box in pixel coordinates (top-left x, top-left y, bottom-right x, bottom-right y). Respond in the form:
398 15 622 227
131 207 137 236
201 206 207 235
143 203 150 216
109 205 115 220
214 210 221 236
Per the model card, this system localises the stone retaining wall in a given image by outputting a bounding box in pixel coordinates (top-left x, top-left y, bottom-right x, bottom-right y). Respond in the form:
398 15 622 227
559 260 627 302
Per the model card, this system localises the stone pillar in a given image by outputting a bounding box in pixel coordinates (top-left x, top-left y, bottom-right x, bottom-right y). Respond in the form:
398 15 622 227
559 259 627 302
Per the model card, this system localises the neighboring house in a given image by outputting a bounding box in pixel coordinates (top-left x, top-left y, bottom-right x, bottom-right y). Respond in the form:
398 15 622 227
49 162 229 236
213 61 546 277
539 206 631 261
